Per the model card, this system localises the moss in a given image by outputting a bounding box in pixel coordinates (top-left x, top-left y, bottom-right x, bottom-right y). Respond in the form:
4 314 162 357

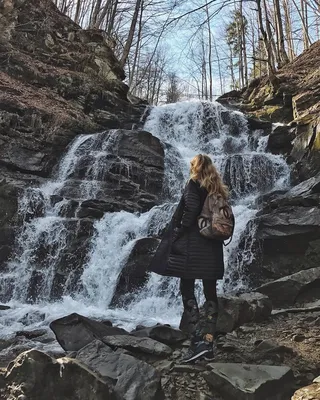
248 105 293 124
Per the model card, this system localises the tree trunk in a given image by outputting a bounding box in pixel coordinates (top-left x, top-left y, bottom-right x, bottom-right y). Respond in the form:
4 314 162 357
291 0 311 49
228 43 235 89
74 0 82 24
205 2 213 101
96 0 113 29
129 0 144 88
283 0 295 60
239 0 248 86
257 0 275 75
107 0 119 35
213 38 223 95
273 0 289 67
120 0 142 68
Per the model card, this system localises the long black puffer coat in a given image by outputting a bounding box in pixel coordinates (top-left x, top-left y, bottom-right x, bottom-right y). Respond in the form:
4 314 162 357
149 179 224 280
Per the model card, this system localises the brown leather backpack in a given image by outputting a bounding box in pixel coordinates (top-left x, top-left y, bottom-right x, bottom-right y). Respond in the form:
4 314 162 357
198 194 235 244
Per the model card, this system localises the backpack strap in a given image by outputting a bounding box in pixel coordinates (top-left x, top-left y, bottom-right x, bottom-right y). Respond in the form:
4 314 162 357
223 213 235 246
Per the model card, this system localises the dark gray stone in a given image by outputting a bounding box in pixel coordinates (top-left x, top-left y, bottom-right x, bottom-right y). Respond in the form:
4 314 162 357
217 293 272 333
111 238 160 307
77 340 165 400
256 267 320 308
131 324 187 345
50 313 128 351
3 349 117 399
15 329 47 339
204 363 294 400
267 125 295 154
101 335 172 357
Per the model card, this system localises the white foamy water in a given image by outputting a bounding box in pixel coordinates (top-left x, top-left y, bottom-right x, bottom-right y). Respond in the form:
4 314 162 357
0 101 290 345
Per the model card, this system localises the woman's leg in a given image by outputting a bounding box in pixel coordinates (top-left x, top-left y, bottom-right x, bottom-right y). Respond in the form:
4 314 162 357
203 279 218 305
201 279 219 342
181 279 219 363
179 279 199 335
180 278 196 306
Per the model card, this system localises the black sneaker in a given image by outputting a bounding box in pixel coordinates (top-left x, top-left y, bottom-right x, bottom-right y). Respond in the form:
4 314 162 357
181 341 211 363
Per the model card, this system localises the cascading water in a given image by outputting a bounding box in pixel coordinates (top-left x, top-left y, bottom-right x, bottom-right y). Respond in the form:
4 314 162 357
0 101 290 343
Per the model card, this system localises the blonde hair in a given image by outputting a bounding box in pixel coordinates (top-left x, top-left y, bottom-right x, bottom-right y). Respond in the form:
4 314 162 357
190 154 229 198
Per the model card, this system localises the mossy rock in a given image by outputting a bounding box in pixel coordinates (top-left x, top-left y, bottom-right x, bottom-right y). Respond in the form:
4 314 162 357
252 105 293 124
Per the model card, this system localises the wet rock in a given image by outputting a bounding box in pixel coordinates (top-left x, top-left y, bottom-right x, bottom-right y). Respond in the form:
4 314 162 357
50 313 128 351
292 381 320 400
77 340 164 400
57 130 164 214
217 293 272 333
2 349 116 399
256 267 320 308
247 117 272 135
0 305 10 310
131 324 187 345
204 363 294 400
15 329 47 339
101 335 172 357
111 238 160 307
267 125 295 154
18 311 46 325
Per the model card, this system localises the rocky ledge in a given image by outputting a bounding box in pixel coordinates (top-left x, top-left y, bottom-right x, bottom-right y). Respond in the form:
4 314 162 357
0 302 319 400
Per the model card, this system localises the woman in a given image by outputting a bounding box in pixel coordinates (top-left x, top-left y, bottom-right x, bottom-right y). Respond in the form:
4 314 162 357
149 154 229 363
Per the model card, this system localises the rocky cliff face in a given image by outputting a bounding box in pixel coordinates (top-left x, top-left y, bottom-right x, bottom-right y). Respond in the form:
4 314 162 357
219 41 320 182
0 0 143 178
0 0 154 269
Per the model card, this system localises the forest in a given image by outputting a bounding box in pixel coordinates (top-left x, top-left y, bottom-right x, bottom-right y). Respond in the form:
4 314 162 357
53 0 320 104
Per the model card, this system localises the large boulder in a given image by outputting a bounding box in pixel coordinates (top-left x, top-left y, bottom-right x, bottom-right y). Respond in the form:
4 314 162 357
1 349 117 399
255 267 320 308
250 175 320 286
55 130 164 213
111 238 160 307
204 363 294 400
50 313 128 351
217 293 272 333
76 340 164 400
291 119 320 181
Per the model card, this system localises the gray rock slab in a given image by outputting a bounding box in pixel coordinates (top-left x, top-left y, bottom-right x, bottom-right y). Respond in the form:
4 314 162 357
102 335 172 357
204 363 294 400
50 313 128 351
3 349 117 400
77 340 164 400
217 292 272 333
256 267 320 308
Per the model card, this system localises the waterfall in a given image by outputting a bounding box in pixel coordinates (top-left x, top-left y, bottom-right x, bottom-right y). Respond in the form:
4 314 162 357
0 101 290 340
